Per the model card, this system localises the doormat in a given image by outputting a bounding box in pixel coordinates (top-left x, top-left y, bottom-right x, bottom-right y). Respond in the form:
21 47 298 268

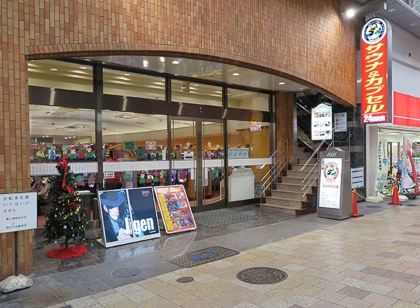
194 208 258 228
236 267 288 285
168 246 239 268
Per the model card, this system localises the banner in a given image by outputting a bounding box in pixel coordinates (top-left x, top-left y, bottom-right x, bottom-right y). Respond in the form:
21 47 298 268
98 187 160 248
361 17 389 124
394 92 420 128
319 158 342 209
154 185 197 234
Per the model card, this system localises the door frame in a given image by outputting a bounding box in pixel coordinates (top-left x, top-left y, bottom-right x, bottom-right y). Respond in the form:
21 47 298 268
170 116 226 212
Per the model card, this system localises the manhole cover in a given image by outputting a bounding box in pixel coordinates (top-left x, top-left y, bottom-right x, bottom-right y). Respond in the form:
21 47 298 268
112 267 142 278
236 267 288 285
176 276 194 283
168 246 239 268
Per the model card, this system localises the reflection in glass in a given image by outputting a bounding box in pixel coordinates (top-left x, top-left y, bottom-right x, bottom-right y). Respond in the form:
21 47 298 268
172 80 222 107
228 89 269 111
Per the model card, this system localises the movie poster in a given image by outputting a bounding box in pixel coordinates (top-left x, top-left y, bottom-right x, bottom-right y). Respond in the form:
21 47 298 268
98 187 160 248
154 185 197 234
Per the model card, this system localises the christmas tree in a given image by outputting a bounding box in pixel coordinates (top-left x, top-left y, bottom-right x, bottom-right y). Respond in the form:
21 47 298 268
44 160 88 249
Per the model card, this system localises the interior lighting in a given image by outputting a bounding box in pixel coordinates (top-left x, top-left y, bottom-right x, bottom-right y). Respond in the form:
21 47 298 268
142 59 149 68
159 57 165 63
172 60 180 65
50 68 58 71
124 73 131 76
278 82 285 85
116 76 130 81
80 66 88 70
345 8 356 19
233 72 240 76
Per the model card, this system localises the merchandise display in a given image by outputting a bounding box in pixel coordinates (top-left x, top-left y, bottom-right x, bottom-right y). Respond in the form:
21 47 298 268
31 141 96 163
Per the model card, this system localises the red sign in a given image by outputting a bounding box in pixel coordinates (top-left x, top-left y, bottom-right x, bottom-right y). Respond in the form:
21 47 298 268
394 92 420 128
361 18 389 124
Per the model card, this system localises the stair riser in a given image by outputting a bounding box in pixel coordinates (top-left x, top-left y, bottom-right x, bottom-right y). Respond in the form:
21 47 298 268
295 158 317 164
292 165 317 171
273 183 302 192
260 204 297 215
287 171 318 178
271 190 302 199
265 197 302 208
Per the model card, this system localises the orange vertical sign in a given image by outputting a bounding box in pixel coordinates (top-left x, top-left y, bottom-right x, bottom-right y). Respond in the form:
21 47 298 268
361 18 388 124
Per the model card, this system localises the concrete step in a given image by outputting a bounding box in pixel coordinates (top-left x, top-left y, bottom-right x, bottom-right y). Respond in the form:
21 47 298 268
273 183 302 192
286 170 317 178
295 157 317 165
292 164 317 171
282 176 318 185
271 190 302 200
295 152 311 160
265 196 305 207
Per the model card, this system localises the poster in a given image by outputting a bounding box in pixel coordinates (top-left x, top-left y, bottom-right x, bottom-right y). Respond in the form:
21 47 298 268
0 192 37 233
98 187 160 248
311 103 332 140
351 167 364 189
319 158 342 209
154 185 197 234
334 113 347 132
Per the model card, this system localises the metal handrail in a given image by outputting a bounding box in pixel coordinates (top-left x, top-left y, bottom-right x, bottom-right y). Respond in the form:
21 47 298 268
258 141 288 201
299 139 328 171
300 141 333 201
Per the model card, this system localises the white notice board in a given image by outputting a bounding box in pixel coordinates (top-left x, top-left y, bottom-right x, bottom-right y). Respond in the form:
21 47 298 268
311 103 333 140
319 158 342 209
0 192 37 233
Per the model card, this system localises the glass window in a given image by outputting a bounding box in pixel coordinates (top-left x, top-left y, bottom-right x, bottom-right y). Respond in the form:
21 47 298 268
29 105 97 227
227 120 271 202
228 89 269 111
172 80 222 107
103 69 165 100
102 111 169 190
28 60 93 92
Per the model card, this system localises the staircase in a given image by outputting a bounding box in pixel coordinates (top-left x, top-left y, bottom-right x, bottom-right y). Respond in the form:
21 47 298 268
259 146 318 215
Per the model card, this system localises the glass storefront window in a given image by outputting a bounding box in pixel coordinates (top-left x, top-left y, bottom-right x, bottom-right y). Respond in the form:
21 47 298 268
227 120 271 202
172 80 222 107
228 89 270 111
102 111 169 190
28 60 93 92
103 69 165 100
30 105 97 227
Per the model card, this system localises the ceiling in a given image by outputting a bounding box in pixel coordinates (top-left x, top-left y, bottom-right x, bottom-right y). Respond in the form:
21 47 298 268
83 55 308 92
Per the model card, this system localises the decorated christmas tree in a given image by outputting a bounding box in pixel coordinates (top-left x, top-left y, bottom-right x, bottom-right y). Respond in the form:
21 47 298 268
44 160 89 258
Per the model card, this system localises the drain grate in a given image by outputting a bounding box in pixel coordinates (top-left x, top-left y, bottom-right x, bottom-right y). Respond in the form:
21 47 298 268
236 267 288 285
112 267 142 278
168 246 239 268
176 276 194 283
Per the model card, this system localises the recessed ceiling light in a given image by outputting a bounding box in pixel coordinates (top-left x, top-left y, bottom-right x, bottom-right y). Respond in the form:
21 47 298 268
278 82 286 85
142 59 149 68
159 57 165 63
233 72 240 76
345 8 356 19
124 73 131 76
50 68 58 71
80 66 88 70
172 60 180 65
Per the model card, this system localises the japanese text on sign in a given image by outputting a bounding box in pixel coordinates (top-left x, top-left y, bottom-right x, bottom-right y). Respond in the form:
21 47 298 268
0 192 37 233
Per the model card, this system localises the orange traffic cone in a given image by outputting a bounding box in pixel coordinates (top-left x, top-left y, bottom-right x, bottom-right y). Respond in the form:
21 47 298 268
389 184 401 206
352 189 362 217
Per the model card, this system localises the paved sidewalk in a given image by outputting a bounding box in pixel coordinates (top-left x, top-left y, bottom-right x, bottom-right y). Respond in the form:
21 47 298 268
43 204 420 308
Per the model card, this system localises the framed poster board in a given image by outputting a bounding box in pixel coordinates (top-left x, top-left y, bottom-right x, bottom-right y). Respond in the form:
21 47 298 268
154 185 197 234
98 187 160 248
311 103 332 141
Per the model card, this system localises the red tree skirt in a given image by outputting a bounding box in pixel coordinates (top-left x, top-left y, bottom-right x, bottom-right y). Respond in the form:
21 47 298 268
46 244 88 259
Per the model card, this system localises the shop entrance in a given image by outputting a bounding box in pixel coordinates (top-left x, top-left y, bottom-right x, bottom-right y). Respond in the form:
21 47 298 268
171 117 226 210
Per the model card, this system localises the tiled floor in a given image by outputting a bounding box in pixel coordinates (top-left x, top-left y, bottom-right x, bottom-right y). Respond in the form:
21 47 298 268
4 201 420 307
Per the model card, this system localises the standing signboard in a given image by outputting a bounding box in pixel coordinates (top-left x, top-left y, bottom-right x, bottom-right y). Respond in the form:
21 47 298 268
361 17 391 124
154 185 197 234
317 148 352 220
98 187 160 248
0 192 37 233
311 103 333 141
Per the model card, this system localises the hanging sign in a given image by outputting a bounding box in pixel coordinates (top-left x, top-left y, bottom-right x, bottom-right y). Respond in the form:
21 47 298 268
361 17 389 124
334 113 347 132
319 157 342 209
351 167 364 189
154 185 197 234
98 187 160 248
311 103 332 140
0 192 37 233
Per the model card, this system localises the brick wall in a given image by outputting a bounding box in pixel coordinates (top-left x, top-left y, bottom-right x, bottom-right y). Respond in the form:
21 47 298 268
0 0 355 278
